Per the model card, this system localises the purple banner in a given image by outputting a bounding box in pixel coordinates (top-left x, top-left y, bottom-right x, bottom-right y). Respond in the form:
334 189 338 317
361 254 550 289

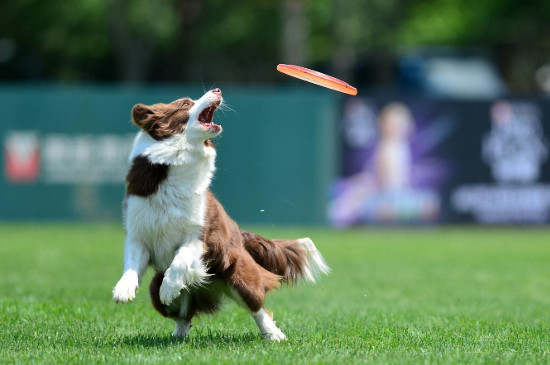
330 97 550 226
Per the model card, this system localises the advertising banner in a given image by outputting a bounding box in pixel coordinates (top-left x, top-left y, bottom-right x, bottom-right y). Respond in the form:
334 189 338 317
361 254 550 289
330 96 550 225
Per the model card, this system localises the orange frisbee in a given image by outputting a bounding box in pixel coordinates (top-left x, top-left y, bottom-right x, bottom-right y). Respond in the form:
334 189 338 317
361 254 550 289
277 64 357 96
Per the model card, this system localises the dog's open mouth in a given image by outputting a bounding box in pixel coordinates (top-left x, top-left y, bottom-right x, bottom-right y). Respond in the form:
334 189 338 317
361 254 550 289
198 102 221 132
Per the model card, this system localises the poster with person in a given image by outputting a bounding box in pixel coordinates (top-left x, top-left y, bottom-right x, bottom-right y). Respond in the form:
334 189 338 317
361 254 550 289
330 97 550 226
330 97 453 226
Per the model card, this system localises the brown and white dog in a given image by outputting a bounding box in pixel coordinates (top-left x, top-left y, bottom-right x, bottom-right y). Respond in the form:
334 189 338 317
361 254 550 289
112 89 329 341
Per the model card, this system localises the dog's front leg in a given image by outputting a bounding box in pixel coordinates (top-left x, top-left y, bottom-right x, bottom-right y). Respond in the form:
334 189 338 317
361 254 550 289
113 237 149 303
160 238 209 305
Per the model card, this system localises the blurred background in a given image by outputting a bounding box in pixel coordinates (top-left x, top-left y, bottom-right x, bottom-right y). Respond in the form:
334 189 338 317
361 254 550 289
1 0 549 226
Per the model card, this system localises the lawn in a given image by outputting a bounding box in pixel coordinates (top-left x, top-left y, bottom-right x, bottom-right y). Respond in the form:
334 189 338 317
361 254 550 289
1 224 550 364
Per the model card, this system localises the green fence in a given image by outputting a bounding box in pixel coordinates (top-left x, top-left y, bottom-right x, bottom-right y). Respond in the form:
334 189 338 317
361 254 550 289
0 84 338 225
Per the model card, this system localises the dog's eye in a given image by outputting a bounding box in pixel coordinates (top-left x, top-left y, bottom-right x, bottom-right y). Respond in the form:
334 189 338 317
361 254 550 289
183 102 189 107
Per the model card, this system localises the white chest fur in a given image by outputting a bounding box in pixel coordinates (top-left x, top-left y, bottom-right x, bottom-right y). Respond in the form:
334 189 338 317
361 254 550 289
125 132 216 272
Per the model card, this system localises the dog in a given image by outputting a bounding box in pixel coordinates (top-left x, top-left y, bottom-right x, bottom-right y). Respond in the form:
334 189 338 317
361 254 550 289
112 88 329 341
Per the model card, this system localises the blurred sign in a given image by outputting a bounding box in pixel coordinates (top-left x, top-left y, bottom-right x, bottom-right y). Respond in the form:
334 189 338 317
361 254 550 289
331 97 550 225
451 101 550 223
3 132 134 184
41 133 134 184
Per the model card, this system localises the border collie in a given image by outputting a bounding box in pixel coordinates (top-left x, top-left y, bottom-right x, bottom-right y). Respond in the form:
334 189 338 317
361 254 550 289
112 88 329 341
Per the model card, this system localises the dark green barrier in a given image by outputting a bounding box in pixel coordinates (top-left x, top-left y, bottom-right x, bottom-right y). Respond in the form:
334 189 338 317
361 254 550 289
0 84 338 224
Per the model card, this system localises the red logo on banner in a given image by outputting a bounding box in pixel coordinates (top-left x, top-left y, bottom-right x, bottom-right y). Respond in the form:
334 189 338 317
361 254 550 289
4 132 40 183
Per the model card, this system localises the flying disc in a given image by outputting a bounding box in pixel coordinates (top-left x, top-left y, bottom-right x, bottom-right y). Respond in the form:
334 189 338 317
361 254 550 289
277 64 357 96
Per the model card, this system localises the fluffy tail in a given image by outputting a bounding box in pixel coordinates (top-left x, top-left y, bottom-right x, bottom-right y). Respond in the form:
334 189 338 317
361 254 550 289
241 230 330 284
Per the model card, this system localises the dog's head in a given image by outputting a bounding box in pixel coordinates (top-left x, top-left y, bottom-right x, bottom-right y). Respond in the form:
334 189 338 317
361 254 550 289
131 89 223 142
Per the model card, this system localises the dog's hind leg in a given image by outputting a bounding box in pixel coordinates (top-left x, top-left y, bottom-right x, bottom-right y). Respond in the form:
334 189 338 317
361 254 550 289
251 307 287 342
172 318 193 338
150 272 194 337
226 288 286 341
224 254 287 341
151 272 226 338
227 287 286 341
172 292 194 338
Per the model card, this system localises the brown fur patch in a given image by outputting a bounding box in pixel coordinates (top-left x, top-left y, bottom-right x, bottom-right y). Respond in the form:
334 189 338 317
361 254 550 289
125 155 169 197
200 191 281 312
184 286 224 319
132 98 194 141
204 139 214 148
149 271 174 318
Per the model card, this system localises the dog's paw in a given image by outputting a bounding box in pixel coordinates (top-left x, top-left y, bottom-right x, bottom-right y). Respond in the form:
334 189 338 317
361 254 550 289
172 320 192 338
160 272 185 305
180 260 210 289
113 274 138 303
262 328 287 342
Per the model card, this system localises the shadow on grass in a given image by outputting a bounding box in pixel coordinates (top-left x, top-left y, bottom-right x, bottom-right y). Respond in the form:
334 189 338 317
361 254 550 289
111 330 262 349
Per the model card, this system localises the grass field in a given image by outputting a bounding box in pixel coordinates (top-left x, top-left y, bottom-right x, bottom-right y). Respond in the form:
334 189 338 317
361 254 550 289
1 224 550 364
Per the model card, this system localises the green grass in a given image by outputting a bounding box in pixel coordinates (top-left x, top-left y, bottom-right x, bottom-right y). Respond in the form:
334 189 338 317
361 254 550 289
1 224 550 364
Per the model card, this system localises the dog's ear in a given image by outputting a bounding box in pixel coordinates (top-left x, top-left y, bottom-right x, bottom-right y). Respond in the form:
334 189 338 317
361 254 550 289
132 104 156 128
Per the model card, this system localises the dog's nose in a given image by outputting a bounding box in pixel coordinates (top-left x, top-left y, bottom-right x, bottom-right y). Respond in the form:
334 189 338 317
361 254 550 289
212 88 222 95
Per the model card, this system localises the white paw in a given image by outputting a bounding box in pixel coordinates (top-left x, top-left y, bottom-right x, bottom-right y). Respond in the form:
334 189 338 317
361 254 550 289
172 320 192 338
160 261 210 305
182 259 210 288
160 274 185 305
262 328 287 342
113 274 138 303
